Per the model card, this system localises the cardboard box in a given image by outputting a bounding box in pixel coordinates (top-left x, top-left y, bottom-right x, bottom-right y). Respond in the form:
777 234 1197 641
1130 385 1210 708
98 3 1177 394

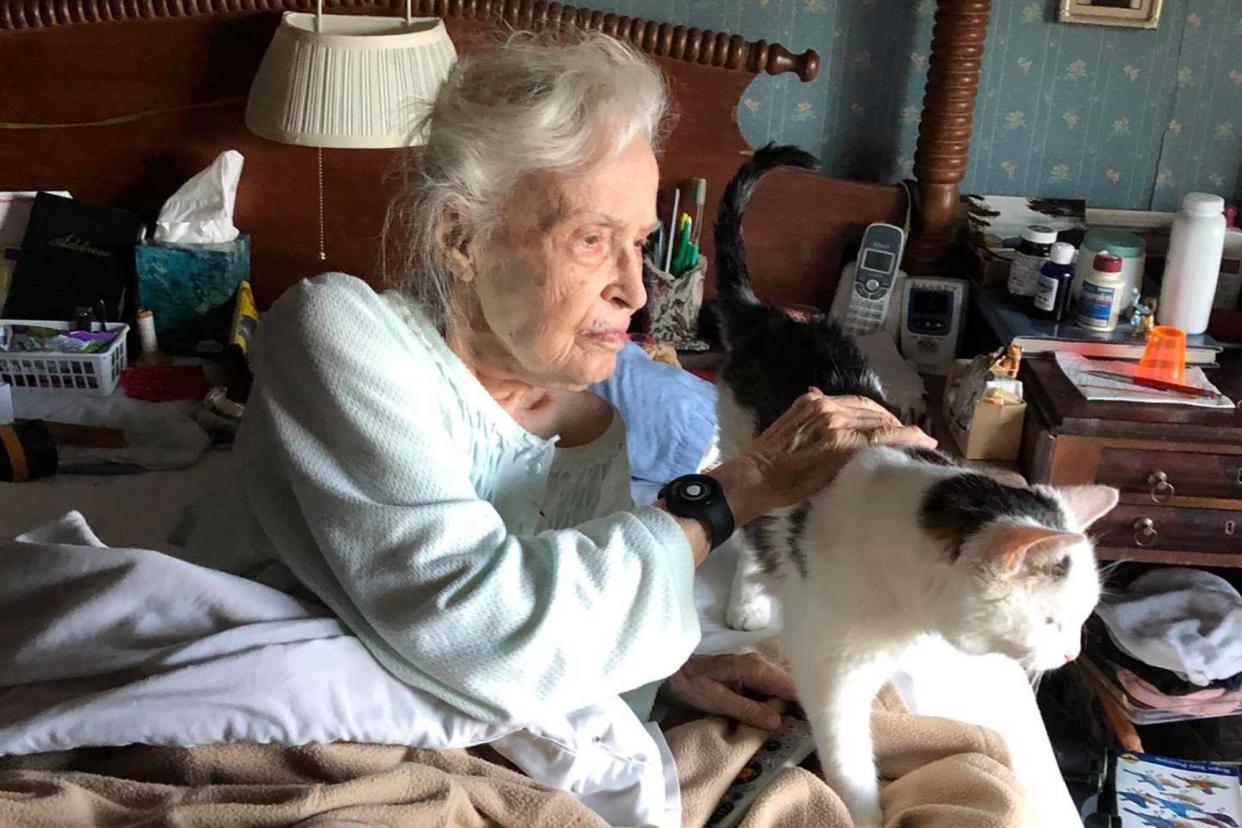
943 359 1026 461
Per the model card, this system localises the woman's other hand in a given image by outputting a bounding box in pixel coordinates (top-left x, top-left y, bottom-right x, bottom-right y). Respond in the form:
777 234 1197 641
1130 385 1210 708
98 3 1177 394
661 652 797 731
711 390 936 525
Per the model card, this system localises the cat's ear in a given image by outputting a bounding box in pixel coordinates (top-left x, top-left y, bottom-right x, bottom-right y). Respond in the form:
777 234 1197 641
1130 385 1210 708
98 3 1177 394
1057 485 1120 530
990 524 1086 574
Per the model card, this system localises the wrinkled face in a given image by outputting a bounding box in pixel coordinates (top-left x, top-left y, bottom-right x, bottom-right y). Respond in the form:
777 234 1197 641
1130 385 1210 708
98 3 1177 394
458 135 660 389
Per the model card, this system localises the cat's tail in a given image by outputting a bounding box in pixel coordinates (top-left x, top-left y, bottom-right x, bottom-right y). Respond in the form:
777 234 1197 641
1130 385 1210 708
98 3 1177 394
714 143 820 313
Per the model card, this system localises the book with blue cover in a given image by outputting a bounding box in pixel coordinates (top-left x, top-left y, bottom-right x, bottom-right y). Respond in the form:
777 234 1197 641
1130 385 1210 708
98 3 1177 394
1115 752 1241 827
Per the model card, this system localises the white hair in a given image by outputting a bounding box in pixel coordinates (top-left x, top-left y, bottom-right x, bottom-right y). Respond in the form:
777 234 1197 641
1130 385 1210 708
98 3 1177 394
383 30 671 328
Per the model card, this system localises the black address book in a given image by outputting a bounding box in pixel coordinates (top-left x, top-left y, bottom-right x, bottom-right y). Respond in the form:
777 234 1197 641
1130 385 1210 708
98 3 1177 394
3 192 146 324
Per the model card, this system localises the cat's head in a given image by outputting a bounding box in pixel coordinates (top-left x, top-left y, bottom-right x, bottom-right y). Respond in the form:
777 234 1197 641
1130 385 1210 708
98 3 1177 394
921 475 1119 672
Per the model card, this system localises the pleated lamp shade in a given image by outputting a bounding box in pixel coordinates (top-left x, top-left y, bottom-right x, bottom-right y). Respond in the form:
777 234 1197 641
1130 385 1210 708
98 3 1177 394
245 12 456 148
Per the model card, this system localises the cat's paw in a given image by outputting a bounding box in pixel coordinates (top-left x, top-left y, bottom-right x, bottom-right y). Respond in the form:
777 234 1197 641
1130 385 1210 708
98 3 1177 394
726 595 772 631
842 796 883 828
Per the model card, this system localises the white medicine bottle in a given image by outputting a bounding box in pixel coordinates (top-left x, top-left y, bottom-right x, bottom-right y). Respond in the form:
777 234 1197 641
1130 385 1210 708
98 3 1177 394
1158 193 1226 335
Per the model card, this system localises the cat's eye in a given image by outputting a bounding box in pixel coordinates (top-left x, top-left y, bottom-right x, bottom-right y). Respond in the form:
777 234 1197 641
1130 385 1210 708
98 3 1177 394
1048 555 1071 580
1044 616 1055 625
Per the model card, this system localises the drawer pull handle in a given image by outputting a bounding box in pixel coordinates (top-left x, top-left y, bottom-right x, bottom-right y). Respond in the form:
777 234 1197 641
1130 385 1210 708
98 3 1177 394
1228 521 1237 537
1147 470 1175 503
1134 518 1158 547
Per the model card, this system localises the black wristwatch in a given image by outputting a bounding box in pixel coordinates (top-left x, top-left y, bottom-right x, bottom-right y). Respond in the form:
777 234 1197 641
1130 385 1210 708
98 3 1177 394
658 474 735 550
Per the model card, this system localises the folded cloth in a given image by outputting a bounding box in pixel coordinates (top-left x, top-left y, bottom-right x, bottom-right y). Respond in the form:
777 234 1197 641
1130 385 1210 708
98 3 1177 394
1085 615 1242 696
1095 568 1242 687
590 341 717 484
1115 669 1242 718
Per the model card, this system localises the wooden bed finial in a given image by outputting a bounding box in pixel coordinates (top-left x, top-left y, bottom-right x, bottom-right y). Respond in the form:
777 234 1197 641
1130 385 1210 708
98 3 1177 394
906 0 991 275
0 0 820 81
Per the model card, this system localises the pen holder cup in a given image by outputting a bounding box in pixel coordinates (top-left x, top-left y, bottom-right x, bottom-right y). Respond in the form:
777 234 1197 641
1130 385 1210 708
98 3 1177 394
639 256 710 352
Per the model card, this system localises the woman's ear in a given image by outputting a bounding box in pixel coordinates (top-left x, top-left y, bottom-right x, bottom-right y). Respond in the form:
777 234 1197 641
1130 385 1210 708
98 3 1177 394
436 211 475 283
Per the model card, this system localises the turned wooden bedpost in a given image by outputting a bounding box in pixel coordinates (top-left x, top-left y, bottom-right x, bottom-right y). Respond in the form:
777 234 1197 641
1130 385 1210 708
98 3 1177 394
905 0 991 275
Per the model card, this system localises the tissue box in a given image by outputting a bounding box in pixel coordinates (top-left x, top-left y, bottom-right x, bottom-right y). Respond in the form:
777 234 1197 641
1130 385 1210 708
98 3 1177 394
943 359 1026 461
135 234 250 356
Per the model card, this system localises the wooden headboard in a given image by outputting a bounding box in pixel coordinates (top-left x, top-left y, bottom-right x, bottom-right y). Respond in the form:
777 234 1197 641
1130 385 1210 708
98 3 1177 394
0 0 989 311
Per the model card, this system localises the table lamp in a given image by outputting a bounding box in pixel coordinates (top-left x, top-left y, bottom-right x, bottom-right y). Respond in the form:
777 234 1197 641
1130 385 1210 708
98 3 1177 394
245 0 456 259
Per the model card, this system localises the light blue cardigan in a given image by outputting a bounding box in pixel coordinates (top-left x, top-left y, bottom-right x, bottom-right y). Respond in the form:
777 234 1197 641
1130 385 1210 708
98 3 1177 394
183 274 700 725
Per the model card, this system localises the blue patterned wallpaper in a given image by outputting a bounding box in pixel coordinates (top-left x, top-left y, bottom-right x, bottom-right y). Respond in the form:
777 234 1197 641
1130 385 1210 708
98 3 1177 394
622 0 1241 211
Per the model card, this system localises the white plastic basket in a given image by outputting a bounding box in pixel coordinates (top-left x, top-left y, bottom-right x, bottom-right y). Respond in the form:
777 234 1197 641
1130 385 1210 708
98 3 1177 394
0 319 129 397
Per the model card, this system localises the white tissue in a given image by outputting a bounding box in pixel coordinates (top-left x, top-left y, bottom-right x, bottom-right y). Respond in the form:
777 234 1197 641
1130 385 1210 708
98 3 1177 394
153 150 244 244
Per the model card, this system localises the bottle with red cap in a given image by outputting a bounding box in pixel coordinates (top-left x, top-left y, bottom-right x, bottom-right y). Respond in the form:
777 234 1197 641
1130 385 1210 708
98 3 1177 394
1076 251 1127 332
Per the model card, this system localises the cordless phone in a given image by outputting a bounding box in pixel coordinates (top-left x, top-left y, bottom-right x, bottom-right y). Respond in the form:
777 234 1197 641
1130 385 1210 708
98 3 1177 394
829 222 906 338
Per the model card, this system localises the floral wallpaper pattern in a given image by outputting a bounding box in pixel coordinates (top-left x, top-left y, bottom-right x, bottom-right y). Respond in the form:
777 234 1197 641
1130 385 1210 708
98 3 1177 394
623 0 1241 212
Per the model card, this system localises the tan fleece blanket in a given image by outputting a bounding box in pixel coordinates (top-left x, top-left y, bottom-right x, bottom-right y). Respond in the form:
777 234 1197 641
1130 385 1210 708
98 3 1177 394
0 686 1036 827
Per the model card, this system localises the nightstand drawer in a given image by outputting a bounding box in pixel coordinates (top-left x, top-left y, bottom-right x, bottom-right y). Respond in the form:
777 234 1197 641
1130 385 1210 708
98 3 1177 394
1095 447 1242 503
1095 504 1242 557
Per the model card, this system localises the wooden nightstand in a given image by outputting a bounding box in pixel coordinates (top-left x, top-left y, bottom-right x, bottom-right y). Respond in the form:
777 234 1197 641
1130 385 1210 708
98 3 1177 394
1018 352 1242 566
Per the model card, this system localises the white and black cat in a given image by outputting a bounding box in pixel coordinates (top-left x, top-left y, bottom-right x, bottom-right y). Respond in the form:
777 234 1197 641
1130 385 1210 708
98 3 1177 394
713 144 1119 827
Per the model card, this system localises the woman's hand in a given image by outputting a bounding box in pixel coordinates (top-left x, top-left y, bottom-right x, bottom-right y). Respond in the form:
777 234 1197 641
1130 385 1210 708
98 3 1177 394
661 653 798 730
711 390 936 525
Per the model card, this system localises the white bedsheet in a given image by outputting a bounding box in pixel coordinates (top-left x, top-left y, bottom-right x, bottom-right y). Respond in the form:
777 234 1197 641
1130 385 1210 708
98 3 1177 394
0 512 678 828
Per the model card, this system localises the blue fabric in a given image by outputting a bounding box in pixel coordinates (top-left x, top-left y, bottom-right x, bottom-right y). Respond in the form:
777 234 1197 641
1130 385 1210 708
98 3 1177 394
592 343 718 485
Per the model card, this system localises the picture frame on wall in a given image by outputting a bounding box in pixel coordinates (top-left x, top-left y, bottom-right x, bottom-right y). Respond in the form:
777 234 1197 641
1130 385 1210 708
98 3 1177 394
1058 0 1163 29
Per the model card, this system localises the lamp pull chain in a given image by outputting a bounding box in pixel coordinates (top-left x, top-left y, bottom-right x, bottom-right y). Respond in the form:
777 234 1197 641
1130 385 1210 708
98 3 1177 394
317 146 326 262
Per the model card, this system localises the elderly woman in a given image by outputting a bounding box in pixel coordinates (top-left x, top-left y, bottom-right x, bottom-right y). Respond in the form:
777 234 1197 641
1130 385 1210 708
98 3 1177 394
184 34 931 738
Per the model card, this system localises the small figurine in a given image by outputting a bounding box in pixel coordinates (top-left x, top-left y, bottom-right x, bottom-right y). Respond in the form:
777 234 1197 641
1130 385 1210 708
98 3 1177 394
994 343 1023 378
1132 297 1158 339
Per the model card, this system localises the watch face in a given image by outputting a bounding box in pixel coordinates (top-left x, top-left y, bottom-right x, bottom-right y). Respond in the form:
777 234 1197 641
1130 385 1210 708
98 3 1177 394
680 480 710 501
675 476 715 501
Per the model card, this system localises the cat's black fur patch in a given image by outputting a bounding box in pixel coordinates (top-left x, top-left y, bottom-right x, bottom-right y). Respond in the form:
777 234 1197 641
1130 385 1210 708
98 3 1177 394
902 447 956 467
785 502 811 576
743 506 810 578
744 515 781 573
716 145 890 580
713 144 887 436
918 473 1066 559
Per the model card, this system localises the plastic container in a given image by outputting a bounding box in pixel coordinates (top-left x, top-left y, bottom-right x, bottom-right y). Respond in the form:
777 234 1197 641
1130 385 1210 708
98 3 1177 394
1071 229 1145 302
0 319 129 396
1158 193 1226 334
1033 242 1077 322
1077 252 1126 332
1137 325 1187 384
1007 225 1058 302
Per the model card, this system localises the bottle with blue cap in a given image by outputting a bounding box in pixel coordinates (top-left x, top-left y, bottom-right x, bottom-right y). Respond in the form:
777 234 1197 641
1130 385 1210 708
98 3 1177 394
1032 241 1077 323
